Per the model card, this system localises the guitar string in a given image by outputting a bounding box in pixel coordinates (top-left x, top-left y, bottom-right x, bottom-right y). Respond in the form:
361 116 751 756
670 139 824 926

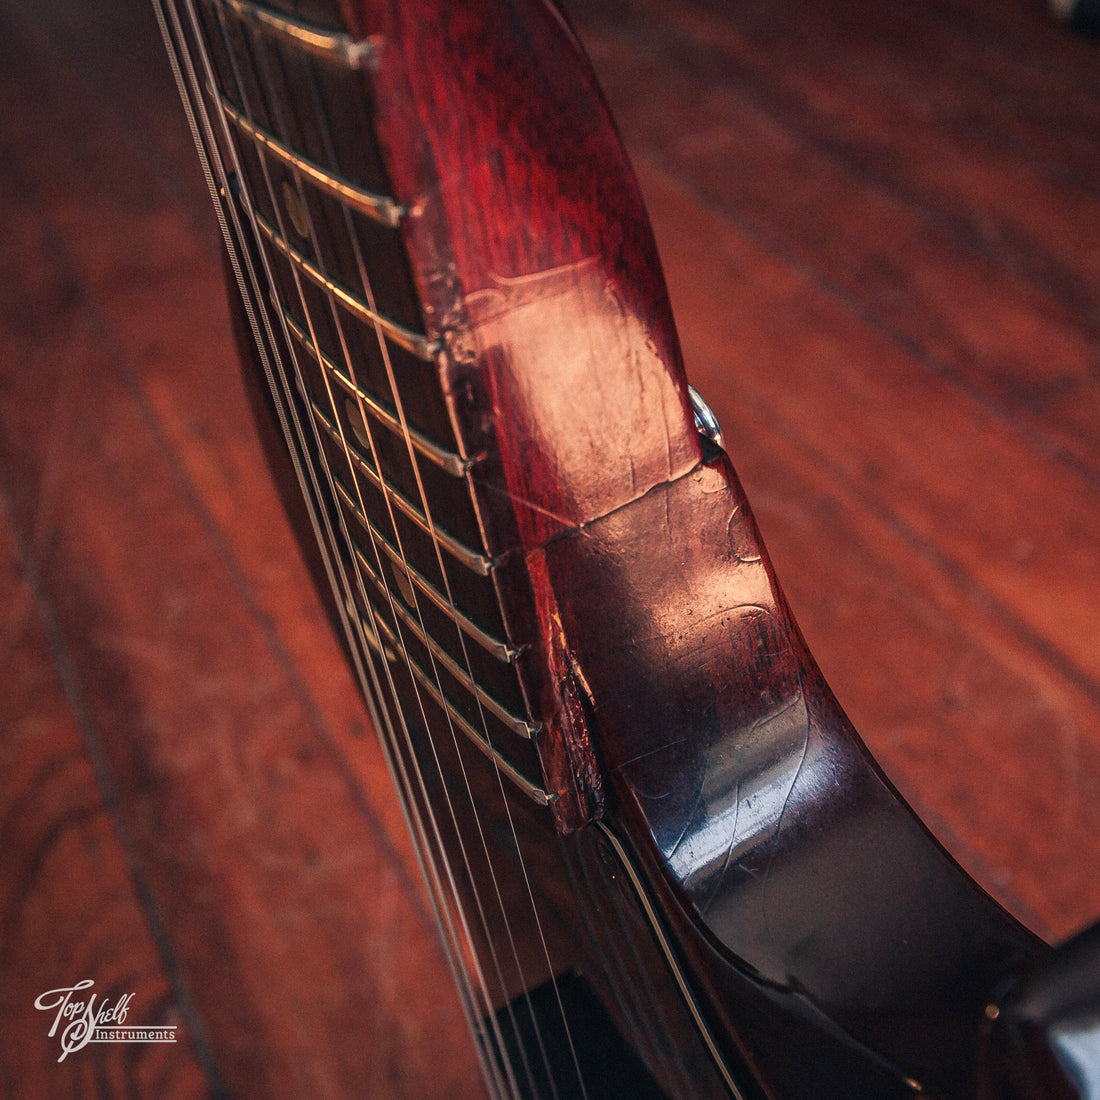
172 5 601 1097
162 9 750 1099
351 34 607 1100
214 5 590 1095
572 833 704 1098
152 8 735 1099
345 12 730 1085
157 4 511 1096
569 836 702 1099
278 34 569 1100
315 17 723 1089
277 16 592 1093
563 841 685 1098
187 10 521 1096
155 6 506 1090
272 22 591 1096
284 27 603 1100
227 17 548 1097
198 6 563 1097
284 13 592 1097
609 882 702 1099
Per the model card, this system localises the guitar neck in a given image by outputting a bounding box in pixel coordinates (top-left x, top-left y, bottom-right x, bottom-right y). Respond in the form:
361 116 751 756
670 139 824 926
156 3 1075 1098
179 0 589 825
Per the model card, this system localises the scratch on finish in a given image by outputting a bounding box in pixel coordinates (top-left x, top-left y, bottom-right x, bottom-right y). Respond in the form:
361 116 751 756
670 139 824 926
701 693 805 917
617 732 702 770
479 459 711 552
665 735 713 864
761 670 811 955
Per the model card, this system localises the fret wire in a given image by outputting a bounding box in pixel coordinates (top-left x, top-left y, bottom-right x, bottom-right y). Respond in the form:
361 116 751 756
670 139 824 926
212 0 373 68
330 475 517 663
352 545 538 739
229 0 547 902
312 164 583 1098
156 9 509 1085
278 15 586 1088
239 32 554 1080
319 339 546 1093
217 43 533 1100
359 606 554 807
197 3 571 1090
281 46 563 1082
281 308 474 477
253 206 439 361
266 176 528 1095
219 92 405 227
171 8 525 1096
309 395 495 576
236 0 547 806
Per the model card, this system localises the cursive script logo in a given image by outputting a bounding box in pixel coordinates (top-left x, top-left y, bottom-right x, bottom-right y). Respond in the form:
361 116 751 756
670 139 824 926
34 981 177 1062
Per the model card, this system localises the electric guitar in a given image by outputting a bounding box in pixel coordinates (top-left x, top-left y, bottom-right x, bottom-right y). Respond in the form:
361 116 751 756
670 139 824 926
154 0 1100 1095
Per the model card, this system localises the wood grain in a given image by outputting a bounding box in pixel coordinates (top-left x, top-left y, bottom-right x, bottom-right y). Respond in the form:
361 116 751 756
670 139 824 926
0 505 209 1100
0 0 1096 1095
0 0 479 1095
570 0 1100 942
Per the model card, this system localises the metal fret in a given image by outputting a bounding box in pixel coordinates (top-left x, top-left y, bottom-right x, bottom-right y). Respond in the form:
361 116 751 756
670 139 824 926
213 0 373 68
159 6 560 1090
357 603 554 807
254 208 439 361
281 310 473 477
330 476 515 662
354 548 537 738
309 397 495 576
219 94 405 227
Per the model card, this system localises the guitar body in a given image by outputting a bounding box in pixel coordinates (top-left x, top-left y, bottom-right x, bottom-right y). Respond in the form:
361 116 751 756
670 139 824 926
157 0 1097 1096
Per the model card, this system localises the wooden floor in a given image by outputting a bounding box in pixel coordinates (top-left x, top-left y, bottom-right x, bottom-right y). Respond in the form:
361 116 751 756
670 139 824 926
1 0 1097 1096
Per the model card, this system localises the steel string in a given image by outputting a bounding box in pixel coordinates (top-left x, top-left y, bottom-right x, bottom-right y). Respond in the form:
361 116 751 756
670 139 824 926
153 4 510 1095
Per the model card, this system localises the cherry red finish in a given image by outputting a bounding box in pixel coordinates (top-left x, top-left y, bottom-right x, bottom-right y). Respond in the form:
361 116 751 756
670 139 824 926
205 0 1098 1096
341 0 706 833
341 0 702 544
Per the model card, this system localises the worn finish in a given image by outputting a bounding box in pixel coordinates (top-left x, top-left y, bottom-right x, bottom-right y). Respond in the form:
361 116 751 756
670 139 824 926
204 0 1076 1095
3 0 1099 1096
543 456 1043 1095
343 0 702 545
342 0 708 834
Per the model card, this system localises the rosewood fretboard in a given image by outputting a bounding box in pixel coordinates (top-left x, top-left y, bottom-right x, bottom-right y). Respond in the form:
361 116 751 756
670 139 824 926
178 0 564 816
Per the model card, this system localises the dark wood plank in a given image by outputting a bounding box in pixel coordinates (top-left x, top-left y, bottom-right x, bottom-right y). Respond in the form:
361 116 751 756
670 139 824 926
0 504 211 1099
1 0 1097 1094
577 0 1100 479
0 1 481 1096
570 0 1100 940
